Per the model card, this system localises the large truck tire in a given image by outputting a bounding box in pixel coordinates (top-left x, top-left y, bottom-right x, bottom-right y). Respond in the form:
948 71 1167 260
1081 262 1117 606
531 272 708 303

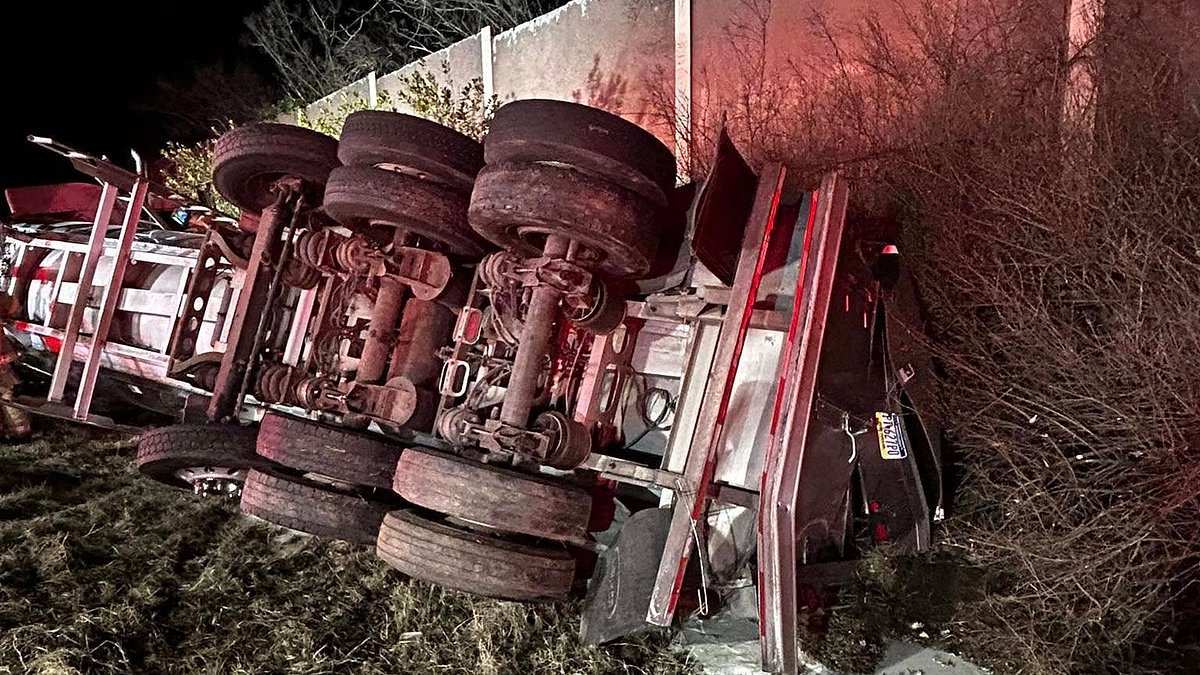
376 510 574 602
213 124 339 213
136 424 264 491
468 162 660 278
239 469 388 546
393 448 591 542
323 165 487 258
255 412 402 490
337 110 482 194
484 99 675 206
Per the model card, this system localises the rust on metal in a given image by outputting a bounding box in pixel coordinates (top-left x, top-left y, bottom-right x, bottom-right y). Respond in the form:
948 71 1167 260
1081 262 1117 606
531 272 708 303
206 189 294 421
392 246 452 300
167 236 224 366
498 234 569 428
345 377 425 427
534 409 592 468
388 298 455 388
358 276 406 384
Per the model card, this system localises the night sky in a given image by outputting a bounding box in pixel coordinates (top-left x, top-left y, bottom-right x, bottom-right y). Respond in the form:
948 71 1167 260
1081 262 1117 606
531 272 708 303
0 2 274 201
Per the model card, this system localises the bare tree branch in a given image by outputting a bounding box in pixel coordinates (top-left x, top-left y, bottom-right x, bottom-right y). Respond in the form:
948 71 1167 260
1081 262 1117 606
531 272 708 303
245 0 566 102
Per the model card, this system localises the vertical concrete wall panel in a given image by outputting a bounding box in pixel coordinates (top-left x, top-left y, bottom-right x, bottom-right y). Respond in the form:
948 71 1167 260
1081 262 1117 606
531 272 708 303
377 34 485 116
284 0 1073 173
304 79 372 125
491 0 676 149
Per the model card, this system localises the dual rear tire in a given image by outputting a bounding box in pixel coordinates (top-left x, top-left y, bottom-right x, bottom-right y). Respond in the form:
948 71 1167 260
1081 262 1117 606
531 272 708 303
379 447 591 602
202 102 664 602
211 104 674 278
467 99 675 281
157 415 588 602
377 510 575 603
211 112 490 259
326 111 489 258
240 469 389 546
237 413 399 546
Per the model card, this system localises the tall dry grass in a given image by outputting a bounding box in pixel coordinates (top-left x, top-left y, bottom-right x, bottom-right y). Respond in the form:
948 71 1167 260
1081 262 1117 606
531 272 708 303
0 425 689 674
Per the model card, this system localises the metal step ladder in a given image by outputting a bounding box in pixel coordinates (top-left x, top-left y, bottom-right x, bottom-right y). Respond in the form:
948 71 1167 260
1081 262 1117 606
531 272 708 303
29 136 150 421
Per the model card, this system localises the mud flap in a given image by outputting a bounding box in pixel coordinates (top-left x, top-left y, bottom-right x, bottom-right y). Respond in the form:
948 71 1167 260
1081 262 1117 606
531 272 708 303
689 128 757 286
883 267 945 519
795 414 857 563
580 507 673 646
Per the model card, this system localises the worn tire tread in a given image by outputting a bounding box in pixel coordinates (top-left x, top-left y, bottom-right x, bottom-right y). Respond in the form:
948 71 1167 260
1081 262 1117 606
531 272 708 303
393 448 591 542
468 162 659 278
376 510 573 601
323 165 486 258
240 469 387 545
485 99 675 205
337 110 482 193
256 412 402 490
213 124 339 212
136 424 263 490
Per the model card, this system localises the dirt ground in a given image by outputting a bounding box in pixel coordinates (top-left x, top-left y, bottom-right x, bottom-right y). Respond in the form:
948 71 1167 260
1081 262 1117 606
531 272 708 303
0 422 691 675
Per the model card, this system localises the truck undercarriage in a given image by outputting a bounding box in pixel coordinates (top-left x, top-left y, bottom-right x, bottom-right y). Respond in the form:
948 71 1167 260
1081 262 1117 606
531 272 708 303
1 102 941 674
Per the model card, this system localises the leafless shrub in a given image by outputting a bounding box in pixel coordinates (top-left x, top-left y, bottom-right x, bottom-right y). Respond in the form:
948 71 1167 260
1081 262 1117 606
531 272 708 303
653 0 1200 672
650 0 1062 181
900 130 1200 674
851 3 1198 673
245 0 567 101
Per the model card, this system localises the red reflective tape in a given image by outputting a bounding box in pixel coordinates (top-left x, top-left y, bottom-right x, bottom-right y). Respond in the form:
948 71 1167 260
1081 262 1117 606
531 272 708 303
758 583 769 639
758 192 820 505
755 189 828 669
668 557 688 609
711 184 782 429
11 321 62 352
766 192 820 437
667 170 788 619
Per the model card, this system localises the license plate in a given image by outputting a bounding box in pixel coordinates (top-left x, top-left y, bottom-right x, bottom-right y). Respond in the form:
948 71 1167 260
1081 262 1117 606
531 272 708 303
875 412 909 460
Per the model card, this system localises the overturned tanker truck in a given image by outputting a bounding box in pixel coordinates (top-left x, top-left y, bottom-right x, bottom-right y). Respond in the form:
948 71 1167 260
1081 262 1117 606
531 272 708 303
0 101 942 674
